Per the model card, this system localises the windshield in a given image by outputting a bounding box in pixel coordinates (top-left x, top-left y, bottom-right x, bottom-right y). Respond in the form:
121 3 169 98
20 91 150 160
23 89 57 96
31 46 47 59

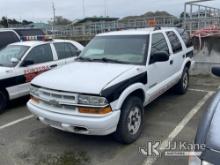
0 45 30 67
80 35 149 65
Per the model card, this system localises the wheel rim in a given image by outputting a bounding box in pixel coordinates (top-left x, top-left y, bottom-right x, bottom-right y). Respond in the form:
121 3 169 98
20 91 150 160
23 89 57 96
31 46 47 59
183 72 188 89
127 106 141 135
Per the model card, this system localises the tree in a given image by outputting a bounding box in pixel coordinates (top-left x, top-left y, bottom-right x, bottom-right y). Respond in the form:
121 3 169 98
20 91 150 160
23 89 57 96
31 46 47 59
22 20 33 25
180 12 190 19
0 17 9 27
54 16 72 25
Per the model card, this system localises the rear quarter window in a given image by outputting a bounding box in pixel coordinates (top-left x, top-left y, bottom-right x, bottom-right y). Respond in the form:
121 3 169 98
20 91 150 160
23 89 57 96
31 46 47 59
54 42 78 60
0 31 20 49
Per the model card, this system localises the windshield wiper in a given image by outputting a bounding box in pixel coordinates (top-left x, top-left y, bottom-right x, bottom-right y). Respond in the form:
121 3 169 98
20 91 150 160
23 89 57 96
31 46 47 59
77 57 128 64
76 57 93 62
92 58 127 64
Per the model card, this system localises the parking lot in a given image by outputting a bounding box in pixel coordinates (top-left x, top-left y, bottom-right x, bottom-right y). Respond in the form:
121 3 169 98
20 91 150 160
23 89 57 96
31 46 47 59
0 75 219 165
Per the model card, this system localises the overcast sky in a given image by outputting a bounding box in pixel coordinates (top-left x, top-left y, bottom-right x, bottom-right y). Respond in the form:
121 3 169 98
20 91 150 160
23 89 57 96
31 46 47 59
0 0 219 22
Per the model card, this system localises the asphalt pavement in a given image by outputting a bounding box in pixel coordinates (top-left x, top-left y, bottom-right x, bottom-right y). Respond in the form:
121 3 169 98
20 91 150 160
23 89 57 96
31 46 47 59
0 75 219 165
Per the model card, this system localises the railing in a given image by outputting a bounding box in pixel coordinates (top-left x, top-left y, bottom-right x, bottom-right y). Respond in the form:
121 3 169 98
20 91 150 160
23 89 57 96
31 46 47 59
51 16 178 40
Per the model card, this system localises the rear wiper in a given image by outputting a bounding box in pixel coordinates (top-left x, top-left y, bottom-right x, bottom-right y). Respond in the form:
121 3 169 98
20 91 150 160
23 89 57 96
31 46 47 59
92 58 127 64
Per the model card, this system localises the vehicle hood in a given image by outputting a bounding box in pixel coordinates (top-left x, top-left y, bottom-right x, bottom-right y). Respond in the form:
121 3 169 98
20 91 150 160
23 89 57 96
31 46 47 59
31 62 136 94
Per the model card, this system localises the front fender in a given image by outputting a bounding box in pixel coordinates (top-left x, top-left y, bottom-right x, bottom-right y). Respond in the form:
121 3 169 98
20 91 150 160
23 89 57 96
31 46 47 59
112 83 147 110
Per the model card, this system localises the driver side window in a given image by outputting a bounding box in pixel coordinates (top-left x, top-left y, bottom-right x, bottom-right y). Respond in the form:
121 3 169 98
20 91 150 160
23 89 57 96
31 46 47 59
22 44 53 66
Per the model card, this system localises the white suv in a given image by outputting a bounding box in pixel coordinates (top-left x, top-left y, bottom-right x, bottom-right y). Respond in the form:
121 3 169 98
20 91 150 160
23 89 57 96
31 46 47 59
27 27 193 144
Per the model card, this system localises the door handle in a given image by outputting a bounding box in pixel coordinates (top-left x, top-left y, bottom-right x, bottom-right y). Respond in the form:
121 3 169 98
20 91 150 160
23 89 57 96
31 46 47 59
170 60 173 65
50 64 57 68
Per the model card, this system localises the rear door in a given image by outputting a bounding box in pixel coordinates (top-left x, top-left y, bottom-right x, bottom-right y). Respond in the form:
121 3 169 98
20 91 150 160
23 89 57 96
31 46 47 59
53 42 79 65
147 32 173 102
165 31 184 74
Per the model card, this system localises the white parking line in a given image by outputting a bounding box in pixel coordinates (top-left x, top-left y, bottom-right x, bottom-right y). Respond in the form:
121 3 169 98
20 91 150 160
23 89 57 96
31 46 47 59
189 88 214 93
143 91 214 165
0 115 34 131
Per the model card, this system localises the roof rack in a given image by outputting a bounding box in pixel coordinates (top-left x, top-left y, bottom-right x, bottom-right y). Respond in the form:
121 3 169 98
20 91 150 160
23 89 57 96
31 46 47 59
20 35 53 42
154 25 161 31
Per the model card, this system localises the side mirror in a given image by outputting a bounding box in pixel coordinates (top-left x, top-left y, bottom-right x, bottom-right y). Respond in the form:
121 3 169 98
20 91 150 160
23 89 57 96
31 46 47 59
212 67 220 77
21 60 34 67
150 51 169 64
11 58 19 64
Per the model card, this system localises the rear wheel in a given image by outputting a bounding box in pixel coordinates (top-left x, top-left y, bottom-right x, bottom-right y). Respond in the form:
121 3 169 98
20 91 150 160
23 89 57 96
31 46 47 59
174 67 189 94
113 96 144 144
0 90 8 113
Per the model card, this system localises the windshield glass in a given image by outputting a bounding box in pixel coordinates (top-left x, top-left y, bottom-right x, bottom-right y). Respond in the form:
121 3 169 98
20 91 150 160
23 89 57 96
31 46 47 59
0 45 30 67
80 35 149 65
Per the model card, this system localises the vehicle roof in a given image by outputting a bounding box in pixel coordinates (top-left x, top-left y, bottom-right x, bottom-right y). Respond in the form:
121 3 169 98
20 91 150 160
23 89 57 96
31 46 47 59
10 41 47 47
97 27 177 36
9 39 75 47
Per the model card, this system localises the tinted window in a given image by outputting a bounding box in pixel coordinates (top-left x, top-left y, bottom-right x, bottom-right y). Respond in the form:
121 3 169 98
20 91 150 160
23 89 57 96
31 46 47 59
14 29 44 37
54 43 78 60
166 31 183 53
0 32 20 49
151 33 169 55
24 44 53 65
80 35 149 65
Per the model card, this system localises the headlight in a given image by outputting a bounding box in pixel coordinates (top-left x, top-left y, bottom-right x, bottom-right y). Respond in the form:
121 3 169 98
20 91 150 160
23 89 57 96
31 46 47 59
78 94 108 106
30 85 39 96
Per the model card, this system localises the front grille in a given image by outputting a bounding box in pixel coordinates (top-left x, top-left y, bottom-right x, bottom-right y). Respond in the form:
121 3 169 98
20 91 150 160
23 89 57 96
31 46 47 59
38 88 78 105
33 86 79 114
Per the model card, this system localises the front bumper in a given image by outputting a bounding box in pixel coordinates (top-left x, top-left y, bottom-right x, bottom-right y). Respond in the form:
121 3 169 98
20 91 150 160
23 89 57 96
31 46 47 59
27 101 121 135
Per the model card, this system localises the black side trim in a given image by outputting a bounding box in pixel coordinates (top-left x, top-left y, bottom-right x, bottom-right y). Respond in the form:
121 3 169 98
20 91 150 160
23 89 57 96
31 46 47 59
101 71 147 103
0 75 26 89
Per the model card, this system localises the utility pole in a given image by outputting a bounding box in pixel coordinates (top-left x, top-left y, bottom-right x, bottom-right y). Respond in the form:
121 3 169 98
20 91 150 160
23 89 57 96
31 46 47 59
104 0 108 17
52 1 56 32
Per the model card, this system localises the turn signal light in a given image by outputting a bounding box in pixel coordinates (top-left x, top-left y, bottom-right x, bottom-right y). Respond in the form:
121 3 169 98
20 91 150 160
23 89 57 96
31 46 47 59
79 106 112 114
30 96 40 104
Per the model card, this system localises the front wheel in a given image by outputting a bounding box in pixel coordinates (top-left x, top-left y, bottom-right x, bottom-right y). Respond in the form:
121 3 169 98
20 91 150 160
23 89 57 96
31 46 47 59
0 90 8 113
113 96 144 144
174 67 189 95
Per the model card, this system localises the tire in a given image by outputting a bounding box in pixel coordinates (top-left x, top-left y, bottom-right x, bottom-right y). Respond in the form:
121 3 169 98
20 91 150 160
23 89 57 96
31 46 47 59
0 90 8 113
113 96 144 144
174 67 189 95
